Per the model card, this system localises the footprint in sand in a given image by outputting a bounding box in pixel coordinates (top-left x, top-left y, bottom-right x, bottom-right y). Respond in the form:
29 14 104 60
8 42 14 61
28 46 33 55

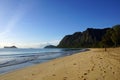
100 68 102 71
91 68 94 71
53 63 56 65
63 77 67 80
32 73 35 76
81 76 84 78
78 76 80 79
104 71 106 73
91 66 94 71
113 72 115 74
110 67 112 69
103 75 105 78
87 70 90 73
81 75 87 80
73 63 77 65
99 66 101 68
52 74 56 76
106 65 109 68
84 73 87 75
102 67 105 69
99 57 103 59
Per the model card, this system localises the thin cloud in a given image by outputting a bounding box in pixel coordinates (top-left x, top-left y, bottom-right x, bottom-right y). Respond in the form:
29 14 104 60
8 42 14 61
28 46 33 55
12 40 60 48
0 1 32 36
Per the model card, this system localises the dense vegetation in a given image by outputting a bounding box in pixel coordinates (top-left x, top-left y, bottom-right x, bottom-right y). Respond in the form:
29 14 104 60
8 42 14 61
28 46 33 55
57 25 120 48
100 25 120 47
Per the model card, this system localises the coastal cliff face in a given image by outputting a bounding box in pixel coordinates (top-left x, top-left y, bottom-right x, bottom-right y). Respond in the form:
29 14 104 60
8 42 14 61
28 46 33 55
57 28 110 48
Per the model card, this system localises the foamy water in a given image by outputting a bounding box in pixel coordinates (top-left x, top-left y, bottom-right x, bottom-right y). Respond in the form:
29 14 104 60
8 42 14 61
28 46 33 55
0 48 83 74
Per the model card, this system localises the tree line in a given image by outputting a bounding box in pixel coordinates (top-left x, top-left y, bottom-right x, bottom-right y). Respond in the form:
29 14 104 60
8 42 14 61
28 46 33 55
100 25 120 47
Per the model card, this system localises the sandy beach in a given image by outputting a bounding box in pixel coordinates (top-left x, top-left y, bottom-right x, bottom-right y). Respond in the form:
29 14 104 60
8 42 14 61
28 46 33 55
0 48 120 80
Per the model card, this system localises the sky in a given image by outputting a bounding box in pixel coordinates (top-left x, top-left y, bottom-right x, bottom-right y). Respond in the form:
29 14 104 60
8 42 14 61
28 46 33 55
0 0 120 48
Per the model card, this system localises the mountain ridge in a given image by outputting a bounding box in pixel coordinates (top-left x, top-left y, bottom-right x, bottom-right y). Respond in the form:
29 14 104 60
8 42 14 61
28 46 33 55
57 26 119 48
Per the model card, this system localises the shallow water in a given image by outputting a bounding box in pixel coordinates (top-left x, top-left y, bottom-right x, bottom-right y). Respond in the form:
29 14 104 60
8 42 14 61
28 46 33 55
0 48 84 74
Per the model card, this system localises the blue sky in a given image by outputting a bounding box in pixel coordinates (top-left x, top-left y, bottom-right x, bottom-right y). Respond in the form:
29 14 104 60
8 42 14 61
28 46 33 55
0 0 120 48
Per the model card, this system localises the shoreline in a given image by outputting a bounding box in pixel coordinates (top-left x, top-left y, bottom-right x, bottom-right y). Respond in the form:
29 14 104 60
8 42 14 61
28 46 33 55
0 48 120 80
0 48 86 75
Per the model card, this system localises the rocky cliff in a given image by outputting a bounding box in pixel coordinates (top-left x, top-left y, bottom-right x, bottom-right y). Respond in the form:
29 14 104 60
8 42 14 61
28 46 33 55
57 28 110 48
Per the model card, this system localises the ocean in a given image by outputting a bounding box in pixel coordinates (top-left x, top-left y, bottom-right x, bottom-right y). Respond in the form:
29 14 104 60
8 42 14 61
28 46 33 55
0 48 85 74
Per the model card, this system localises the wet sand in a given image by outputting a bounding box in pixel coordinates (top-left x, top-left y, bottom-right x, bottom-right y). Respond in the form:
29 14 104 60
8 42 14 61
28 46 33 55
0 48 120 80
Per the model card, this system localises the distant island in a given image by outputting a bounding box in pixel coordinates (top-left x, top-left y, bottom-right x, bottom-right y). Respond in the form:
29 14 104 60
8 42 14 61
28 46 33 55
4 46 17 48
44 45 56 48
57 25 120 48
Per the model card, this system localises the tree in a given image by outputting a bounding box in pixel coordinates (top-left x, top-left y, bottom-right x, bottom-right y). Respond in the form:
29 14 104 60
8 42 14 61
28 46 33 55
100 29 114 48
111 25 120 47
100 24 120 48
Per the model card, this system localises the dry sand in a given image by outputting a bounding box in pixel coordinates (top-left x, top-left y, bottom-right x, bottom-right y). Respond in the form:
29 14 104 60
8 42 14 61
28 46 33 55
0 48 120 80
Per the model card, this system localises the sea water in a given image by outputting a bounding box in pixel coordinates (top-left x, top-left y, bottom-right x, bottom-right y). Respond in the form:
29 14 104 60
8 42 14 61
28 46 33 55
0 48 85 74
